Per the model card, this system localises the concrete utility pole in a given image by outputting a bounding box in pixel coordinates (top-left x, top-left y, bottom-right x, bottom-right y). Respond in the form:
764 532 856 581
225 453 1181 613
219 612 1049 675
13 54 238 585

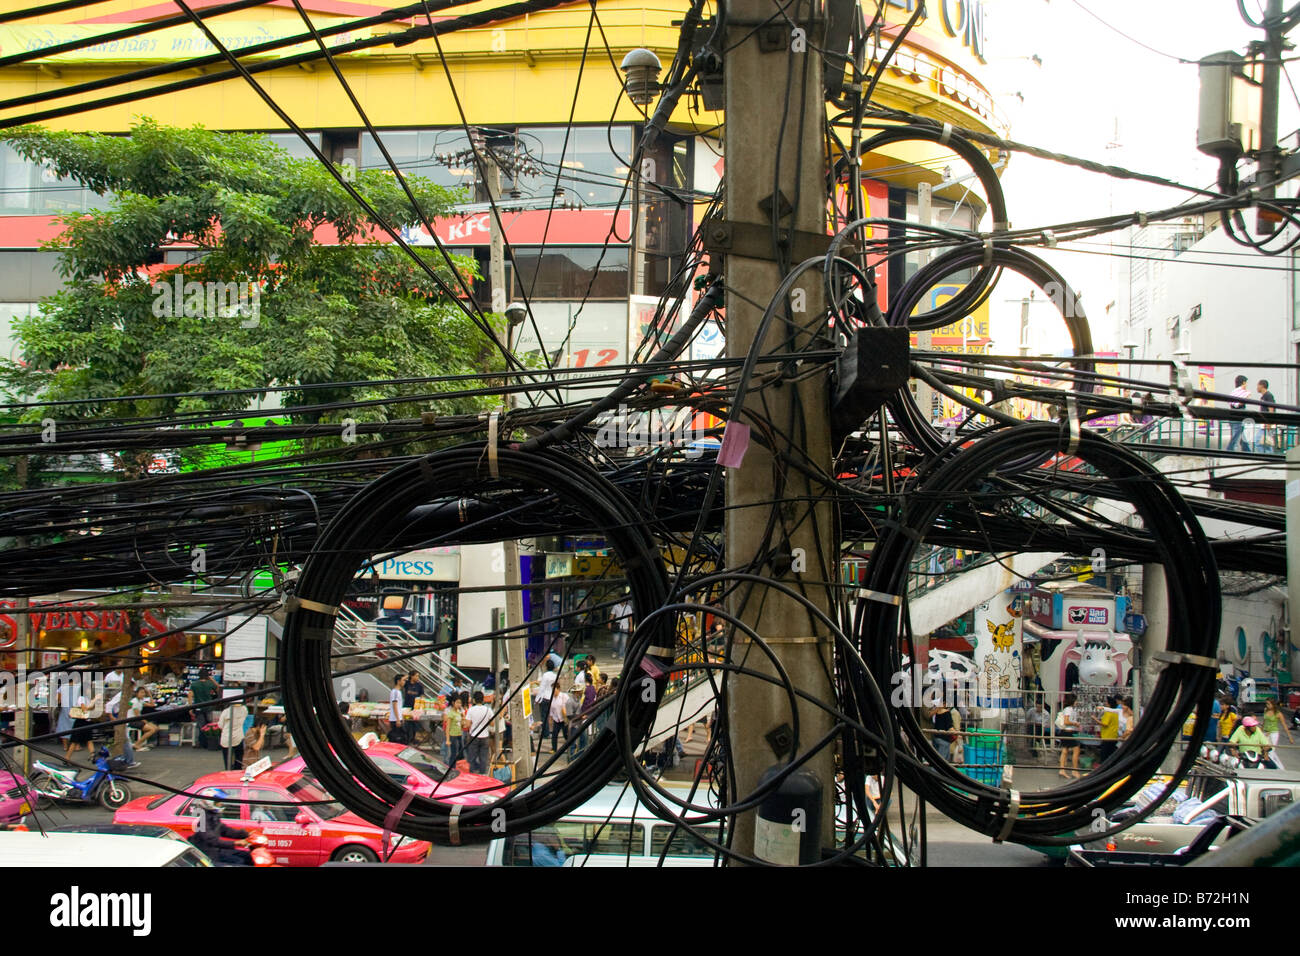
724 0 837 861
480 142 533 781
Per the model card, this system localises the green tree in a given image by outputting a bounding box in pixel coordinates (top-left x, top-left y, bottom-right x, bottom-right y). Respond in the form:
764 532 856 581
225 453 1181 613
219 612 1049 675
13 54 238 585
0 119 504 481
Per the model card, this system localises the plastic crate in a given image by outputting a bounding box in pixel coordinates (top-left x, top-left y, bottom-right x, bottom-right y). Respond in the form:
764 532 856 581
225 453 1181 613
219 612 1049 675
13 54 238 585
961 729 1005 786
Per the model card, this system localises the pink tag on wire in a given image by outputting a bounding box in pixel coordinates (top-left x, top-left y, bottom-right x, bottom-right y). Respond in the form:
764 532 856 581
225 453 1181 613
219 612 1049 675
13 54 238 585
382 790 415 861
717 421 751 468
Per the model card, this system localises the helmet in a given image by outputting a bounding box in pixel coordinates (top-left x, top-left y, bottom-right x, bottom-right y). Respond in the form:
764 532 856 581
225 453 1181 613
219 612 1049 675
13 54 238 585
1241 716 1260 728
198 788 229 812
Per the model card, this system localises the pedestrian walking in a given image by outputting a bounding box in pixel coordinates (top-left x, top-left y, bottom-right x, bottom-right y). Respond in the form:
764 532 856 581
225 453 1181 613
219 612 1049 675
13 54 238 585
1227 375 1251 452
218 699 248 770
464 691 493 775
444 695 466 765
1262 699 1293 769
609 593 634 660
386 674 407 744
534 658 557 742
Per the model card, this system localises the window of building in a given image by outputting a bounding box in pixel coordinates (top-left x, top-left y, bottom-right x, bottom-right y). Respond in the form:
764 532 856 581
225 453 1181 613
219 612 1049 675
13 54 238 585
263 131 324 160
0 143 104 217
511 246 629 300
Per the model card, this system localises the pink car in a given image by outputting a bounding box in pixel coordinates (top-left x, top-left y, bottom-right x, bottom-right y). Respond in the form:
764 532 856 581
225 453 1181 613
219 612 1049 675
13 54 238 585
114 769 431 866
1 770 34 825
276 741 508 806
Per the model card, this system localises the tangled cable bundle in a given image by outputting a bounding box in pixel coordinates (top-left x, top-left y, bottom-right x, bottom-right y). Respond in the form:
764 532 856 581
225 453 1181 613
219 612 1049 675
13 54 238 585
854 423 1221 845
281 443 675 842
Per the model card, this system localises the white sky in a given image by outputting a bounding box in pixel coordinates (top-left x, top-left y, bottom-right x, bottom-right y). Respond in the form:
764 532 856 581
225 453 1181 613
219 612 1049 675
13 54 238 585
973 0 1296 353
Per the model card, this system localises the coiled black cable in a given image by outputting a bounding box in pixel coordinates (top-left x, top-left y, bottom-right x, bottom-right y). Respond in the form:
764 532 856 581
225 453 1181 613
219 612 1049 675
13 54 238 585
886 245 1095 459
280 442 674 843
855 423 1219 845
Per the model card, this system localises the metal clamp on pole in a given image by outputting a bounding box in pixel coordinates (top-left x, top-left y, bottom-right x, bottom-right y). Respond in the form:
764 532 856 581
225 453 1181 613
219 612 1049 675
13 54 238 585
1151 651 1219 670
993 789 1021 843
857 587 902 607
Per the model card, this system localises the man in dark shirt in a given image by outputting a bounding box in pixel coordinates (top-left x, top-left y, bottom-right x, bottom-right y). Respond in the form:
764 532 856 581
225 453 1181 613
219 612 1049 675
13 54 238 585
1257 379 1276 450
189 667 220 726
189 796 253 866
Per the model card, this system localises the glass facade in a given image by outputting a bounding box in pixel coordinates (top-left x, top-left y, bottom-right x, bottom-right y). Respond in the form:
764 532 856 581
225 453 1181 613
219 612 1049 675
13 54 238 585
0 143 103 217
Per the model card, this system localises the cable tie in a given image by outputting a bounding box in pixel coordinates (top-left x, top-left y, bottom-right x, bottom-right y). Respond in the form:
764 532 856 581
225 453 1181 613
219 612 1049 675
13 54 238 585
1152 651 1218 670
486 408 502 478
457 497 468 525
994 789 1020 844
286 596 337 617
646 644 675 658
857 587 901 607
1136 212 1148 227
1041 228 1056 248
939 122 953 146
983 238 994 268
448 802 463 846
1065 395 1081 456
992 220 1009 233
382 789 415 860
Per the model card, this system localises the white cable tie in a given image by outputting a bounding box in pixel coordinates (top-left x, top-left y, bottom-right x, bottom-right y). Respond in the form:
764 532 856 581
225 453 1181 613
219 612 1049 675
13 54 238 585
1065 395 1081 456
939 122 953 146
487 408 501 478
1136 212 1148 228
449 803 462 846
858 587 901 607
1041 228 1056 248
983 238 994 268
994 789 1021 843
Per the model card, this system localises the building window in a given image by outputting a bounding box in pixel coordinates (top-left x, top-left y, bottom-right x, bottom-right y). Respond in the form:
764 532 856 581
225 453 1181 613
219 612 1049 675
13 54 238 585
0 143 104 217
511 246 629 300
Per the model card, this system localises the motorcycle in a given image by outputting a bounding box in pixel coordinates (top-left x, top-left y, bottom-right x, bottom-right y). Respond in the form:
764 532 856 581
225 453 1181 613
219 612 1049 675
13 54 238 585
29 747 132 810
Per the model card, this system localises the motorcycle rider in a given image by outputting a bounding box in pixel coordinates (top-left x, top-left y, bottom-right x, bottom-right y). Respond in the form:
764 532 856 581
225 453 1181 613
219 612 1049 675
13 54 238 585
188 792 254 866
1228 716 1276 768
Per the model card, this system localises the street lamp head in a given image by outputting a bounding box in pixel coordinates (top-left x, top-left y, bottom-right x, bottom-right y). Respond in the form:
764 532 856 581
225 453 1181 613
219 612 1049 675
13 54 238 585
504 301 528 326
620 48 662 107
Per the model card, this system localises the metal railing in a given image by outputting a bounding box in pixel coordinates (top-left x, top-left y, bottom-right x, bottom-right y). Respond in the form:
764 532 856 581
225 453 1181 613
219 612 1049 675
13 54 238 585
334 603 473 692
1115 417 1300 456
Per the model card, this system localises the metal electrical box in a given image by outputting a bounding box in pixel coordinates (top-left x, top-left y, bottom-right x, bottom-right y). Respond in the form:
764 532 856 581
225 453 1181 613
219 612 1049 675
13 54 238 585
1198 50 1260 158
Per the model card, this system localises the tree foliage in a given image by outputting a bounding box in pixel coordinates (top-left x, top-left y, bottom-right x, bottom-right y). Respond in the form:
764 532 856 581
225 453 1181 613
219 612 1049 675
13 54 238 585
1 120 503 478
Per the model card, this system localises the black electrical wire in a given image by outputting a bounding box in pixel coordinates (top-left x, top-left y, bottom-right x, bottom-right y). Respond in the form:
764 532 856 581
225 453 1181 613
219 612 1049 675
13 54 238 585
855 422 1220 845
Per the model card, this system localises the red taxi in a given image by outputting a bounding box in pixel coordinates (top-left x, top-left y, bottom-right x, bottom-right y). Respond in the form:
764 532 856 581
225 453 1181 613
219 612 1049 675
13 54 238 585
113 769 431 866
276 740 509 806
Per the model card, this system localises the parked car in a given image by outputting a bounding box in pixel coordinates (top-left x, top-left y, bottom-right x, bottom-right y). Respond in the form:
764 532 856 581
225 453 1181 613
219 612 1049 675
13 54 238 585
276 740 507 806
487 782 723 867
114 767 431 866
0 769 34 825
0 830 213 867
1034 760 1300 860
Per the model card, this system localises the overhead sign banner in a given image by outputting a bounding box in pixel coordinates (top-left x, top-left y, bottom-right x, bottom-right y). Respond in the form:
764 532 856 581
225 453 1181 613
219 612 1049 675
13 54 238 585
0 22 365 63
222 613 268 684
355 547 460 582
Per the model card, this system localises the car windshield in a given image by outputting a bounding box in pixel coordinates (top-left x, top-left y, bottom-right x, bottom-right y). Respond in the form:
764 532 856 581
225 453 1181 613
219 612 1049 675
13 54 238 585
397 747 458 781
288 779 348 820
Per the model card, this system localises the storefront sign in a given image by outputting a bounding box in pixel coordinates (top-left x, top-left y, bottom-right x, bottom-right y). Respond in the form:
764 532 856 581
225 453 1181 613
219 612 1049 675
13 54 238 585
222 613 268 684
0 600 166 641
355 548 460 582
545 554 574 578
